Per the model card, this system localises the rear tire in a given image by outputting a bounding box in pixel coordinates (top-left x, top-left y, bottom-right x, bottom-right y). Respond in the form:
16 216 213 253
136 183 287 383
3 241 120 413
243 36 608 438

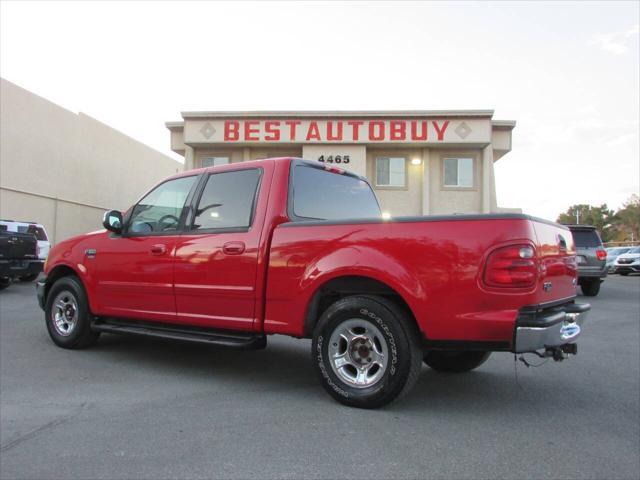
580 279 601 296
0 277 11 291
424 350 491 373
45 276 100 349
312 295 422 409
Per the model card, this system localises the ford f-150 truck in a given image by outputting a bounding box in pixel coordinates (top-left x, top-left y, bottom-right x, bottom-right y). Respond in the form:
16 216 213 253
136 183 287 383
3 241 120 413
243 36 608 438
37 158 589 408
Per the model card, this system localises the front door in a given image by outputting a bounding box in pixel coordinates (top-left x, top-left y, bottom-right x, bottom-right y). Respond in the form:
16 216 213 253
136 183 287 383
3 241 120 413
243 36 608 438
93 175 199 322
173 166 265 331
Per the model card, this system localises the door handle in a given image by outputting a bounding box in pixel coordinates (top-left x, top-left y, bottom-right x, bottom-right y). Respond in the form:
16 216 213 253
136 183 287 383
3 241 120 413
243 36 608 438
222 241 245 255
150 244 167 255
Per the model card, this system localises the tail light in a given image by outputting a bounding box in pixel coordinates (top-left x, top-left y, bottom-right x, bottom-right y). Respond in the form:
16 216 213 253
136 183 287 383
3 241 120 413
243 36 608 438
484 244 537 288
596 249 607 261
36 245 40 257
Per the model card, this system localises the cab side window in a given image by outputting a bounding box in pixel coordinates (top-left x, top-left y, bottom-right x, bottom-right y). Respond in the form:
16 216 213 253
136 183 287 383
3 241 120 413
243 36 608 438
128 176 197 234
192 169 261 231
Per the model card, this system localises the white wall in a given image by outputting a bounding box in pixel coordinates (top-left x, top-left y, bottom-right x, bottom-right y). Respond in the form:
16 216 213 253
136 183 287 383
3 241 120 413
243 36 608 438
0 78 181 243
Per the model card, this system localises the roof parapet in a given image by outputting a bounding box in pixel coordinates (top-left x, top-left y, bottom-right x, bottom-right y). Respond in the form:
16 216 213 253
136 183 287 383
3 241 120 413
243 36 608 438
179 109 496 119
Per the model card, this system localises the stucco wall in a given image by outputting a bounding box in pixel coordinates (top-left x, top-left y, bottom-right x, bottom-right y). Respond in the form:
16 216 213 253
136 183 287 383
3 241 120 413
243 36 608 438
304 145 367 176
0 78 181 243
186 145 491 217
366 148 423 216
428 149 483 214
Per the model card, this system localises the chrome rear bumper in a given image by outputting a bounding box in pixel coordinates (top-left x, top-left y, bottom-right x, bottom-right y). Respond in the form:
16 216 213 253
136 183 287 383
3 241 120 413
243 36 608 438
514 303 590 353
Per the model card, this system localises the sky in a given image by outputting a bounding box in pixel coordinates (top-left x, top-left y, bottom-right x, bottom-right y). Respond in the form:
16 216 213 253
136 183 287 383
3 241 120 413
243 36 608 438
1 0 638 221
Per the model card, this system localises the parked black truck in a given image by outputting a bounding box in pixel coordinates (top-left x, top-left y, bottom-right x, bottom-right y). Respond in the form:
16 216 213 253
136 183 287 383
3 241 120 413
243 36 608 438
0 227 43 290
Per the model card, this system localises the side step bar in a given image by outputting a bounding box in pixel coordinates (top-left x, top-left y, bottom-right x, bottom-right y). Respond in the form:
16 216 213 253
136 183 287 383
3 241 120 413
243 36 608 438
91 319 267 350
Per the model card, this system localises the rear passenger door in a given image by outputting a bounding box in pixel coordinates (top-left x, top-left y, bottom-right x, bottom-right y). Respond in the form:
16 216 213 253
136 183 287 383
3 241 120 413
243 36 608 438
173 166 266 331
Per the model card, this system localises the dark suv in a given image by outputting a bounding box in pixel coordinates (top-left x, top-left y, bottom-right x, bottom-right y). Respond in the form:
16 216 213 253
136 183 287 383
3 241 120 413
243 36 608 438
567 225 607 296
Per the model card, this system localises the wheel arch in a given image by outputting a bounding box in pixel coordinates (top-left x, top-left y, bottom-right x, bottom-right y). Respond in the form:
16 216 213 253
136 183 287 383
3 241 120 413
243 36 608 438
44 264 82 303
302 274 420 338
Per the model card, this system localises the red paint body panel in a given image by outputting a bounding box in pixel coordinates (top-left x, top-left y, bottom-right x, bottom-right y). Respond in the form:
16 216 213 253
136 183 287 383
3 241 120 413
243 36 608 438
93 235 179 321
531 221 578 301
263 218 576 343
44 157 577 349
172 234 258 330
171 162 277 331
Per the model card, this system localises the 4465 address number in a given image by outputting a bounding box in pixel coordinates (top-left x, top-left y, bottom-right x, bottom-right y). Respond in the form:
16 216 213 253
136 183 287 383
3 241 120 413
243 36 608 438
318 155 350 164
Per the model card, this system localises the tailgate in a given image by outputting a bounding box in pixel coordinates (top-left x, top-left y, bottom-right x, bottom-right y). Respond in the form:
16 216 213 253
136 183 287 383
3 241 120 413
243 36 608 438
0 233 38 260
531 220 577 302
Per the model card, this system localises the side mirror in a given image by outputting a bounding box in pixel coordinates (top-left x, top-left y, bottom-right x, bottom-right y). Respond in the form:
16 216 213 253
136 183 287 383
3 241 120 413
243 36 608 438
102 210 123 234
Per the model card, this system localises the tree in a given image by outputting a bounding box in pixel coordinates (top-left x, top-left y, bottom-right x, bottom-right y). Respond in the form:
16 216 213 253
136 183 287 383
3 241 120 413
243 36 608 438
612 194 640 243
556 204 616 242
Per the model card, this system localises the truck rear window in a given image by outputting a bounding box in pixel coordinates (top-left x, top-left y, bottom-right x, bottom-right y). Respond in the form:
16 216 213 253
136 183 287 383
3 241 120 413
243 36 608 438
292 165 381 220
16 225 48 241
571 230 602 248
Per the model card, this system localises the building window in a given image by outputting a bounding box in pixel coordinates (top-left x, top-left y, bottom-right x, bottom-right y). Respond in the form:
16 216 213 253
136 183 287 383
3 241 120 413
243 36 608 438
443 157 474 188
201 156 230 168
375 157 406 187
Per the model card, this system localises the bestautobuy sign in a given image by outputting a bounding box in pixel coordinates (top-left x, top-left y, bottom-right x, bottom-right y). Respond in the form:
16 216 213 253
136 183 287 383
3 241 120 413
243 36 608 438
184 118 490 144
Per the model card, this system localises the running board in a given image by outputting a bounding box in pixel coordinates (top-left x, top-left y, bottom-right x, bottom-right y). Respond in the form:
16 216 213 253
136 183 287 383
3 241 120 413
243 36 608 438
91 319 267 349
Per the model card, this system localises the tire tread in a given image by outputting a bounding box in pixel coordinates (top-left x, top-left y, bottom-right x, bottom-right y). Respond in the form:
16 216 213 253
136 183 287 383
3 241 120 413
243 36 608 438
45 275 99 349
312 294 422 408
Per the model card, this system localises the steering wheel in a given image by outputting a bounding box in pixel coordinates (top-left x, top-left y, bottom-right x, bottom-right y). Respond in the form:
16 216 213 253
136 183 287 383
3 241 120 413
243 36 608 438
157 214 180 231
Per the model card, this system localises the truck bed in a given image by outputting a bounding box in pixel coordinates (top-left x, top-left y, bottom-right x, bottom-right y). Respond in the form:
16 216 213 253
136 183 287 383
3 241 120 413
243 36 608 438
264 213 577 347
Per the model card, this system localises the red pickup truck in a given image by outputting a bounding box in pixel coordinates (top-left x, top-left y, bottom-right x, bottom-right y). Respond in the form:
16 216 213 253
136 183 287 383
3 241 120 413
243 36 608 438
37 158 589 408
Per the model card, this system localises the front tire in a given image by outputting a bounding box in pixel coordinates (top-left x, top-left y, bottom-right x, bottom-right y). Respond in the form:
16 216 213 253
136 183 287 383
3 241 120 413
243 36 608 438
312 295 422 409
45 276 100 349
423 350 491 373
580 279 601 296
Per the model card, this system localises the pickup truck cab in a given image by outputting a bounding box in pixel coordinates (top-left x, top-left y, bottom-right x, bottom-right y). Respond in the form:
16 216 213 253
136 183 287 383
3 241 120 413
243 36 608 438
37 158 589 408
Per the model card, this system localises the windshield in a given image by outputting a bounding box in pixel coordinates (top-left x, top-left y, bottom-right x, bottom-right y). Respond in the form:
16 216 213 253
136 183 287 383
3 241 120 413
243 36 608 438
627 247 640 254
292 165 381 220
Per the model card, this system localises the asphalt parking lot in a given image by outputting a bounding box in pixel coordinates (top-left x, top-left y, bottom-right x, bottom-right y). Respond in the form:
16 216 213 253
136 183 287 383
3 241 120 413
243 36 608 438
1 276 638 479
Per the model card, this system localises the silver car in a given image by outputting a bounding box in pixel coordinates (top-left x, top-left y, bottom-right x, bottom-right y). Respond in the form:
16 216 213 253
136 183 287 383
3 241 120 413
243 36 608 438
614 246 640 276
606 247 632 273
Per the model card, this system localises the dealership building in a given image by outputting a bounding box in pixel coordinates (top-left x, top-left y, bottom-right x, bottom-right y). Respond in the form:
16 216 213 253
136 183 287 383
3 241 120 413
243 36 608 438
1 79 520 247
166 111 518 216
